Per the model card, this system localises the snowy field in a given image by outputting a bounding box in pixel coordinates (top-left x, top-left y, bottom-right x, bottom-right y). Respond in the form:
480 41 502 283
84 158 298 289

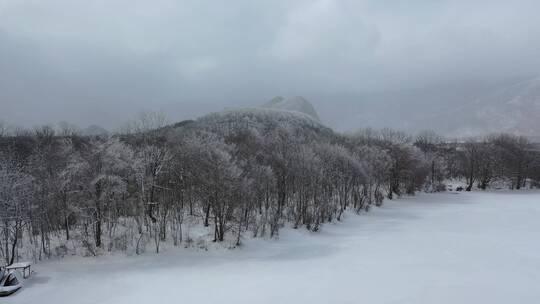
5 191 540 304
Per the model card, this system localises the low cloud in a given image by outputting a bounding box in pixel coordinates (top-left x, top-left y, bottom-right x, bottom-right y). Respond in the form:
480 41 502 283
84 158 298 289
1 0 540 129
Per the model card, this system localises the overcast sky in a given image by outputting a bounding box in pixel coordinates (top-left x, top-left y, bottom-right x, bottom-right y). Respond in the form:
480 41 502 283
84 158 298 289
1 0 540 130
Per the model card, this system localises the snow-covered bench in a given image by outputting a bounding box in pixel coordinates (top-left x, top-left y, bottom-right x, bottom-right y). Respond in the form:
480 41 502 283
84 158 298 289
6 262 32 279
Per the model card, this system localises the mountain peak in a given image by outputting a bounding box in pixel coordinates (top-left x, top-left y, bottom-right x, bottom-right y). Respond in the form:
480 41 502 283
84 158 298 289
261 96 321 121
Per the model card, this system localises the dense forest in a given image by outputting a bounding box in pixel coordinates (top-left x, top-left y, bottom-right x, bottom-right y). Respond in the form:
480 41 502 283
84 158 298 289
1 110 539 265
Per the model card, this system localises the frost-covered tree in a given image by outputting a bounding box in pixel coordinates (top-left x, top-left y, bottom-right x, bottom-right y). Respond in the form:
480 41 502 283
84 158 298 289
490 134 533 189
1 109 537 261
0 156 33 265
76 137 135 250
415 131 447 192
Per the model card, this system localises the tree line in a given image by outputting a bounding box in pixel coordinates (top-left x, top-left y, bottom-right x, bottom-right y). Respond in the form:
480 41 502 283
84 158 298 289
1 112 539 264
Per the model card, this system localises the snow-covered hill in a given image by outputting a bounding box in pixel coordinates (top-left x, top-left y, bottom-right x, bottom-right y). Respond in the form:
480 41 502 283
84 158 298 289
195 106 332 137
261 96 321 121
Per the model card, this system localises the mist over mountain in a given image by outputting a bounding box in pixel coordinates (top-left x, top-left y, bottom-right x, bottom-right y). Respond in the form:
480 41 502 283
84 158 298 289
462 77 540 138
323 76 540 139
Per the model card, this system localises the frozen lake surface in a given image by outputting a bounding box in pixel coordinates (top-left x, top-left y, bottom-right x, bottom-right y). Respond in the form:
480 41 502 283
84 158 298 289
6 191 540 304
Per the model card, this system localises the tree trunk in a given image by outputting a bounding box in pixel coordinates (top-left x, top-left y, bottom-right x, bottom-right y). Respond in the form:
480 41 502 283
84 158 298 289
8 223 19 265
95 219 102 247
204 204 210 227
65 215 70 240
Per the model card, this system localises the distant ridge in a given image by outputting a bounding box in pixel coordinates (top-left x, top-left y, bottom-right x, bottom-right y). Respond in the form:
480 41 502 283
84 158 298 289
261 96 321 121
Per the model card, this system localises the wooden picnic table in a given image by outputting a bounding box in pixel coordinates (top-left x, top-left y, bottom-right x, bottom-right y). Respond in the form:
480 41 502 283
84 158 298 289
6 262 32 279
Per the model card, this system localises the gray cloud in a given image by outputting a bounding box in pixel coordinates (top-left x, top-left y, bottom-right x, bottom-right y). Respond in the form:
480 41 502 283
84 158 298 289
1 0 540 130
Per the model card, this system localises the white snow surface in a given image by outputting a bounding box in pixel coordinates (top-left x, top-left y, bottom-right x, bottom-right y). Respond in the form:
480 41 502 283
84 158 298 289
6 191 540 304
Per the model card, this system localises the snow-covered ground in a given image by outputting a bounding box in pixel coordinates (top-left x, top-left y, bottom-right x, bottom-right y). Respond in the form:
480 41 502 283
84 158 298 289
5 191 540 304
